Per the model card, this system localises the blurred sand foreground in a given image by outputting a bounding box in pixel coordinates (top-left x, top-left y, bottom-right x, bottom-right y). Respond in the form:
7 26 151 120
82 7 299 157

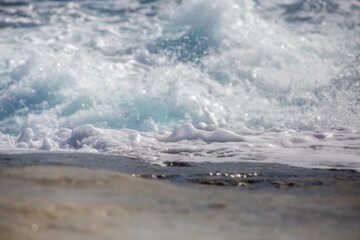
0 166 359 240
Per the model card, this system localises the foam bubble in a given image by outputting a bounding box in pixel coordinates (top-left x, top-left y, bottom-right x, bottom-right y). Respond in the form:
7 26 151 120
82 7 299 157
162 123 245 143
66 124 102 147
18 128 34 143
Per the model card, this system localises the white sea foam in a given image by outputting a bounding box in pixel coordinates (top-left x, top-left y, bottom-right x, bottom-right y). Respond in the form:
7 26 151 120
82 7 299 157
162 123 245 143
1 123 359 171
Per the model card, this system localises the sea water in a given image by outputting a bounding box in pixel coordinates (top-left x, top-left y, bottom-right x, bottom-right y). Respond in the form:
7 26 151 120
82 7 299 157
0 0 359 170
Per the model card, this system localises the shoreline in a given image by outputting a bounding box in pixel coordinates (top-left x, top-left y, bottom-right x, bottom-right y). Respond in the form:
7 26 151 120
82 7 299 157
1 152 360 189
1 153 360 239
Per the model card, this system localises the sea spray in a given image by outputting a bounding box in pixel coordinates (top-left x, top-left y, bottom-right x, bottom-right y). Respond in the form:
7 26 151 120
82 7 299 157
0 0 359 170
1 0 359 133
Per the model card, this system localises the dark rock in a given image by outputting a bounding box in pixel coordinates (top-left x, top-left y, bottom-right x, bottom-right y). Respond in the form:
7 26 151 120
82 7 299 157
165 161 194 167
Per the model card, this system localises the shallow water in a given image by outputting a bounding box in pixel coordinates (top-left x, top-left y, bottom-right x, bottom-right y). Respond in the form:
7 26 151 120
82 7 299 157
0 0 360 170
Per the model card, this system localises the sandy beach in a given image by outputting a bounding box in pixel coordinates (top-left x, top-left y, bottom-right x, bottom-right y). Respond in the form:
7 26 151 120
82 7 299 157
1 157 360 240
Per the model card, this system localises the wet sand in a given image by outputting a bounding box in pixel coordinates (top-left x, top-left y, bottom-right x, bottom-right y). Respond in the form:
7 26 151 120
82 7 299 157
1 160 360 240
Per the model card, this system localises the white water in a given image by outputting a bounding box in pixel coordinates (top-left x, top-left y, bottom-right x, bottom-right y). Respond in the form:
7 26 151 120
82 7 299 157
1 123 360 171
0 0 359 170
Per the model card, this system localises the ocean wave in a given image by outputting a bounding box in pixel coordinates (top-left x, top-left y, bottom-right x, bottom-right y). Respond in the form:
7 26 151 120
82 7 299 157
0 0 359 170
